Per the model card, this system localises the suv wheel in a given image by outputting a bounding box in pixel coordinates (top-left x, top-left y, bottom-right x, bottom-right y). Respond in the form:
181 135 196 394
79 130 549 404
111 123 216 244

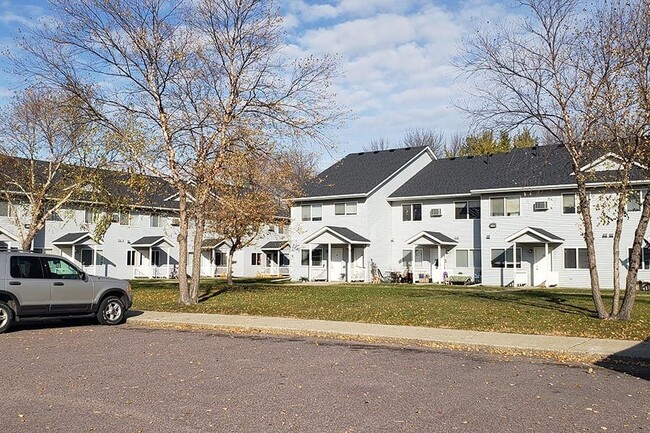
96 296 126 325
0 301 14 334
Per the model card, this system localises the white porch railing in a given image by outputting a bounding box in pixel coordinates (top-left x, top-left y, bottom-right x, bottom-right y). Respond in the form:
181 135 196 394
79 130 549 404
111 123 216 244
201 266 228 277
310 268 328 281
514 271 528 287
133 265 173 279
260 266 290 276
350 268 366 281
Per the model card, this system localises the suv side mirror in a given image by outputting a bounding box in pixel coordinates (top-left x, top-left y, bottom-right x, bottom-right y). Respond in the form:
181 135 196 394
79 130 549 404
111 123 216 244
80 271 88 282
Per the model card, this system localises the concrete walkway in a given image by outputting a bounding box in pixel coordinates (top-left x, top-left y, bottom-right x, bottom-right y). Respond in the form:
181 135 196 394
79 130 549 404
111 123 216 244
127 311 650 362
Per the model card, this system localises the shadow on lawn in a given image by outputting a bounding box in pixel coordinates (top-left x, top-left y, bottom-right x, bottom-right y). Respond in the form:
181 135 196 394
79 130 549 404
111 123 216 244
464 290 597 317
198 282 286 302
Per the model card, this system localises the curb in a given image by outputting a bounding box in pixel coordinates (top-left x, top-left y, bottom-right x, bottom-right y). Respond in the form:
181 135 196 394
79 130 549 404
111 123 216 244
126 311 650 363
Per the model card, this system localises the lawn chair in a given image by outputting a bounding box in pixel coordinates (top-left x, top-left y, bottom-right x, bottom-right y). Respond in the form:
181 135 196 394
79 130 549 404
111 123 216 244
375 269 393 283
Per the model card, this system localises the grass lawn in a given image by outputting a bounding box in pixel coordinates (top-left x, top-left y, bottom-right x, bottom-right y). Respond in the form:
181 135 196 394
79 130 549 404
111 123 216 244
130 279 650 341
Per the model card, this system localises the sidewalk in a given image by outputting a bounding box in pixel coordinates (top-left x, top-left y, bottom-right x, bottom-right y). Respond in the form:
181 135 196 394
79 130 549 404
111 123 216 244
127 311 650 362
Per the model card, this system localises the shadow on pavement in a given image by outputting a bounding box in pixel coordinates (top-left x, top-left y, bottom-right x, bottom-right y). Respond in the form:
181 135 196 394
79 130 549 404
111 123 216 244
595 339 650 380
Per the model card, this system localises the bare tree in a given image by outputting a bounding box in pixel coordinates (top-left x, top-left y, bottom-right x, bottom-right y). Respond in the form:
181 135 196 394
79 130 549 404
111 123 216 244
460 0 650 319
12 0 343 305
444 132 465 157
362 137 392 152
0 86 110 250
363 128 446 156
402 128 446 156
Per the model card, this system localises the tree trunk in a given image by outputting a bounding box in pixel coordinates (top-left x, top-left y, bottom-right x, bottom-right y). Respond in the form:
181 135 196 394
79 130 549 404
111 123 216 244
177 188 192 304
618 192 650 320
227 246 236 286
189 212 205 303
611 164 631 317
575 172 609 319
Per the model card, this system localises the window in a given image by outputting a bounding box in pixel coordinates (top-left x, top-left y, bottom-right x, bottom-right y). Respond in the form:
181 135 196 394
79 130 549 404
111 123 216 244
562 194 577 214
214 252 227 266
126 251 136 266
490 248 522 268
44 258 81 280
301 204 322 221
564 248 589 269
81 249 94 266
455 200 481 220
456 249 481 268
151 250 161 266
490 197 520 217
130 212 141 227
352 248 364 268
119 212 131 225
335 202 358 215
0 201 12 217
251 252 262 266
300 249 323 266
629 247 650 270
402 204 422 221
279 253 290 267
627 191 642 212
84 209 96 224
150 213 162 228
401 250 412 267
414 249 423 267
10 256 44 279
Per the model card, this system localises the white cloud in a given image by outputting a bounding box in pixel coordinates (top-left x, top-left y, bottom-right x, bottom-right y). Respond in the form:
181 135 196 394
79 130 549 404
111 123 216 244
282 0 517 161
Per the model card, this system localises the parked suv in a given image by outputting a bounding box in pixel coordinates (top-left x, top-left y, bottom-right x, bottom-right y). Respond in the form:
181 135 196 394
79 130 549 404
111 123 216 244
0 252 133 334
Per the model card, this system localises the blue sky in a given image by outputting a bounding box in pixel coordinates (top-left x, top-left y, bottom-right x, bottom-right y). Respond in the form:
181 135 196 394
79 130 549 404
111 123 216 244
0 0 515 162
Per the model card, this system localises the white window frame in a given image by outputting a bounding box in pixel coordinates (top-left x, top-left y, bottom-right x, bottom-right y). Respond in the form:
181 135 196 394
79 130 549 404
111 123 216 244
0 200 13 217
627 190 642 212
149 213 162 228
300 249 324 267
562 193 577 214
490 197 520 217
490 248 522 268
454 200 481 220
335 202 358 216
84 209 97 224
402 203 422 221
456 249 481 268
564 248 589 269
301 204 322 222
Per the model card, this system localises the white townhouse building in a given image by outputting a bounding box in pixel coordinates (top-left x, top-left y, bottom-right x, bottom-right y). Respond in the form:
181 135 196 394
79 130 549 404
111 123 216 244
289 145 650 288
0 159 290 280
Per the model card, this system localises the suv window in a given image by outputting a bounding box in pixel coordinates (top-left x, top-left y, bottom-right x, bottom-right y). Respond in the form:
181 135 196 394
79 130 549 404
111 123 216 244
10 256 45 279
44 258 82 280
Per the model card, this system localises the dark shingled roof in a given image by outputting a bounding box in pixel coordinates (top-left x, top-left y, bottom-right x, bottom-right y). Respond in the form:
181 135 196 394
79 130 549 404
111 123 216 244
201 238 226 249
390 145 573 198
131 236 170 247
300 146 429 198
53 232 91 245
327 226 371 243
423 231 457 245
261 241 289 250
390 145 648 198
0 156 178 210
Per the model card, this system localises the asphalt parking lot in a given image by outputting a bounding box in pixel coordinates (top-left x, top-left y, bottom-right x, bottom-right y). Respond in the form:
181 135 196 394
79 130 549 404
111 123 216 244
1 321 648 432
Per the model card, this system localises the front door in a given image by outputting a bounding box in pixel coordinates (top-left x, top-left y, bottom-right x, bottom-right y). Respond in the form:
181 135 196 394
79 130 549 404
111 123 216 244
80 248 95 275
330 247 345 281
533 246 549 286
44 257 93 313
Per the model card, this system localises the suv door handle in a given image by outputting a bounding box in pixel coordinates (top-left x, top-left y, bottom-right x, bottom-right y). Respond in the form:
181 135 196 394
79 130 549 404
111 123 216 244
53 282 64 286
9 281 21 285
